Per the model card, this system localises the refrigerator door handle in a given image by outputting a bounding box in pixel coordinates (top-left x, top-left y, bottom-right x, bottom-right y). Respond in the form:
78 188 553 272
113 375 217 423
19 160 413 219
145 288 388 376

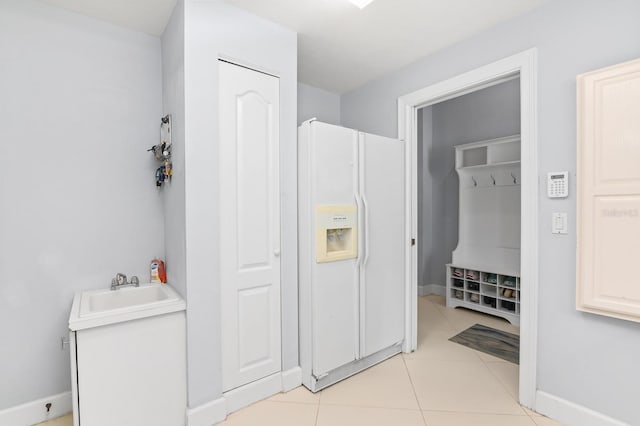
354 193 363 267
362 194 370 266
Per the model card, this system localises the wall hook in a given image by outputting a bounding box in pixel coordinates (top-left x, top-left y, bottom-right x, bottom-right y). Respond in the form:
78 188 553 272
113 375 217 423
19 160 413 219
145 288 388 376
511 172 518 184
490 174 496 185
471 176 477 187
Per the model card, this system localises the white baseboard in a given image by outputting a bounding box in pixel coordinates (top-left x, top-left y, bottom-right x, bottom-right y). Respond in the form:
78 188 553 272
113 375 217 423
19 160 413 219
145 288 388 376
187 366 302 426
281 366 302 392
186 396 226 426
0 391 72 426
536 391 627 426
224 372 282 414
418 284 445 296
2 369 300 426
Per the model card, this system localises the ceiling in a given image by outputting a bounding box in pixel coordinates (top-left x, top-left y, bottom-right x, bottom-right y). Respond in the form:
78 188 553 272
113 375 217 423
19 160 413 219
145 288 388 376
38 0 178 37
226 0 548 93
37 0 548 93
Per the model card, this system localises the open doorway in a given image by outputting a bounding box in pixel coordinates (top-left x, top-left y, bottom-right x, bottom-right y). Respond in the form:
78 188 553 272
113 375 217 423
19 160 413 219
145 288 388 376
409 77 523 404
399 49 539 408
417 77 521 305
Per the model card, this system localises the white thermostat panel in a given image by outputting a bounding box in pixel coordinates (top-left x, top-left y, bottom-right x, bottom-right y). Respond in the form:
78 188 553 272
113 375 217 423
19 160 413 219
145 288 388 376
548 171 569 198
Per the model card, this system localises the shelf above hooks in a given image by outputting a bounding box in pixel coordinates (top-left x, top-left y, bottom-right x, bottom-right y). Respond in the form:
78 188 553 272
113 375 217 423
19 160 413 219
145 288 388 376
455 136 521 189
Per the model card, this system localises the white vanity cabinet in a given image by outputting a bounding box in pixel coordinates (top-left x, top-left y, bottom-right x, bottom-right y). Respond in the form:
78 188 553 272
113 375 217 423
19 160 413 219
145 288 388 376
68 284 187 426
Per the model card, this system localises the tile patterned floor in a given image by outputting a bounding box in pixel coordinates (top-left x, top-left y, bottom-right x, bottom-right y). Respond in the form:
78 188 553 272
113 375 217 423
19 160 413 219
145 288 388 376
39 295 562 426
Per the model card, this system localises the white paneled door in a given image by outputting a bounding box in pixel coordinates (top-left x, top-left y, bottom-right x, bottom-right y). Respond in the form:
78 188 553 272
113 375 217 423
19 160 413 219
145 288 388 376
219 61 281 391
577 58 640 323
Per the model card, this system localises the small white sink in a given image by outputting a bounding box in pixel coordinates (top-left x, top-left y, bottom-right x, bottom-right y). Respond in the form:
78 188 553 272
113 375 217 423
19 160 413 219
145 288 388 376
69 284 185 331
87 285 169 313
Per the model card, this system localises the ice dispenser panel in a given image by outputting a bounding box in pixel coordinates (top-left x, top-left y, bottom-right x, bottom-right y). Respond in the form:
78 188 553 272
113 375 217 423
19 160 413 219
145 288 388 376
316 205 358 263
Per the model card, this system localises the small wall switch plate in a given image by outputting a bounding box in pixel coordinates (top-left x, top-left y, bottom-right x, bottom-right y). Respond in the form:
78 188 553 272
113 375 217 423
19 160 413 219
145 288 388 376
552 212 568 234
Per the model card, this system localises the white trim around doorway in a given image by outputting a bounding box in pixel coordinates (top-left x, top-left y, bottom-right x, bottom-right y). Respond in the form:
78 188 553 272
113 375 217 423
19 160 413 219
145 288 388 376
397 48 539 409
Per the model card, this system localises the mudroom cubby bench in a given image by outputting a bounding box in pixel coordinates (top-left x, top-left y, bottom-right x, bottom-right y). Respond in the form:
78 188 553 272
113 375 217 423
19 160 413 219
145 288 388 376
446 264 520 325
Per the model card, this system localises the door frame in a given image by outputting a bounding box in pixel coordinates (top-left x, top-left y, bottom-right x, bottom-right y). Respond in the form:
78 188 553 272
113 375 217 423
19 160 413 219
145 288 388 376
397 48 539 408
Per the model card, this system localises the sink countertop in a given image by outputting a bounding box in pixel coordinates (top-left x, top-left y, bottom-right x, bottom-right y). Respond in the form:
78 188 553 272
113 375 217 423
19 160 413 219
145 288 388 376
68 283 186 331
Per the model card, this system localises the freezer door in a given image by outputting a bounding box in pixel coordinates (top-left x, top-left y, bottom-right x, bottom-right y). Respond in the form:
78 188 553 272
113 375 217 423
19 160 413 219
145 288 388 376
310 122 360 376
359 132 406 358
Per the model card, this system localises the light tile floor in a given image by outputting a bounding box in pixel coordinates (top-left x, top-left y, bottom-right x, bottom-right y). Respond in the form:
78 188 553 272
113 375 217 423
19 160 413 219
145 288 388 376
39 295 562 426
35 413 72 426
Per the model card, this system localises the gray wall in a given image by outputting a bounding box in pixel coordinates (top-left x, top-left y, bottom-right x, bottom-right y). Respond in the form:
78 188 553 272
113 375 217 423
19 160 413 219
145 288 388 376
341 0 640 423
180 0 298 407
162 0 187 301
421 79 520 287
297 82 341 126
416 107 432 290
0 0 164 410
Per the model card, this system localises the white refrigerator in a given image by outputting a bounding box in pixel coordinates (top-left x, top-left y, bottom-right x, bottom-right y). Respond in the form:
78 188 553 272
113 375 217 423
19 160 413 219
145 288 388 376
298 120 406 392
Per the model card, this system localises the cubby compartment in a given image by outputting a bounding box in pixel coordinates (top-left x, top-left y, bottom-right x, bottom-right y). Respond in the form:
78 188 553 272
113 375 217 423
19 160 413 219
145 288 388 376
487 140 520 164
500 299 517 313
481 283 497 296
482 296 497 309
482 272 498 284
465 292 480 304
461 146 487 167
465 269 479 281
452 278 464 289
466 281 480 292
498 287 518 300
452 267 464 278
452 289 464 300
499 275 517 288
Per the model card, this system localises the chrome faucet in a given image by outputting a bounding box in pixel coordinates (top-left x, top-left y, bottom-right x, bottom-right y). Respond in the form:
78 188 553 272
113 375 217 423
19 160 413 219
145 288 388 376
110 273 140 290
